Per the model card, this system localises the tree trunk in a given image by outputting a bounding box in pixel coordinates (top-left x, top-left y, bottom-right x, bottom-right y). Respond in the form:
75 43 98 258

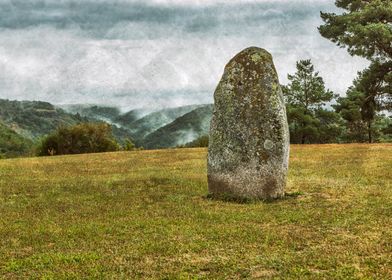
368 121 372 143
301 134 306 144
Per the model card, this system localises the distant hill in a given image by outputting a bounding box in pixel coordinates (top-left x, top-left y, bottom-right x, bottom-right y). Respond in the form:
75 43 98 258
63 104 121 123
143 105 213 149
128 105 204 142
0 121 33 158
60 104 203 144
0 99 133 145
0 99 214 154
114 108 154 128
62 104 155 130
0 99 84 139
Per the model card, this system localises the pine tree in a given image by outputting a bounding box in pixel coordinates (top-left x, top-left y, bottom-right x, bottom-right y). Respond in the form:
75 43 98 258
319 0 392 139
282 60 338 144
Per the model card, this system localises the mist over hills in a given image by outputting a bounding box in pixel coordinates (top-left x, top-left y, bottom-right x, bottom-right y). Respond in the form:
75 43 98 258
123 105 205 142
61 103 211 146
0 99 214 155
143 105 213 149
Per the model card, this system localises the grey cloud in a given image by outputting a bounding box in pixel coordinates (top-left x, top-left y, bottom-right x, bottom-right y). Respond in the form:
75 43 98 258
0 0 334 36
0 0 368 110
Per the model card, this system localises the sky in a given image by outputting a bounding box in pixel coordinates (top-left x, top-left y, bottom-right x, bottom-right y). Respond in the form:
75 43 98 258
0 0 369 110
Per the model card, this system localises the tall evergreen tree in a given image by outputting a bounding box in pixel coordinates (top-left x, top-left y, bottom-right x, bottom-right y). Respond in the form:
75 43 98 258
319 0 392 137
282 60 339 144
319 0 391 61
335 63 392 142
334 88 369 142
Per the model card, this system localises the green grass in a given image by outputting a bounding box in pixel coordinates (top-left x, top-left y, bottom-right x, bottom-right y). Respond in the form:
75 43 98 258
0 144 391 279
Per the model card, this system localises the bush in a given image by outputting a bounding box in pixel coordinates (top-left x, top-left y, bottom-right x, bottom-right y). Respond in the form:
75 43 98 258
37 123 120 156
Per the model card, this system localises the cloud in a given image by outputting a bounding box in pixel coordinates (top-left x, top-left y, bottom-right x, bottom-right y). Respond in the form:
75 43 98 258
0 0 368 110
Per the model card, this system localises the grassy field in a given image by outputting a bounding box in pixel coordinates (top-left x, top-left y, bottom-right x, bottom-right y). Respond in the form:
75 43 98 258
0 144 391 279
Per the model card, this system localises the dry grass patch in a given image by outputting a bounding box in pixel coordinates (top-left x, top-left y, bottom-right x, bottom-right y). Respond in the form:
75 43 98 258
0 144 391 279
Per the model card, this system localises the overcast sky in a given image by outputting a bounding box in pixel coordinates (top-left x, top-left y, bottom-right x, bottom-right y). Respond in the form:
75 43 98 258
0 0 368 110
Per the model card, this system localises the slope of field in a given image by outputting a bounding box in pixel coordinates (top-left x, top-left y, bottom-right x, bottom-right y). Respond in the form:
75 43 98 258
0 144 391 279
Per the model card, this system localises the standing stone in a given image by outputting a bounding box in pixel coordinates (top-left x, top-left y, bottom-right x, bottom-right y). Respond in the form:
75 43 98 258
207 47 289 200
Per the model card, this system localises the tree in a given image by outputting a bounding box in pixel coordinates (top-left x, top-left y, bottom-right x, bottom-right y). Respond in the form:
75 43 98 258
319 0 391 61
374 114 392 142
319 0 392 135
334 61 391 143
334 88 369 142
37 123 119 156
282 59 338 144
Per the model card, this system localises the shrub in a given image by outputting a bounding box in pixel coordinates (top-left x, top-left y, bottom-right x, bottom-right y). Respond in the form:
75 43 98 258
37 123 120 156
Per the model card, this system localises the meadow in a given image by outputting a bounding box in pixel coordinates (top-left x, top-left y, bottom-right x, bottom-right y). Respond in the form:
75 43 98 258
0 144 391 279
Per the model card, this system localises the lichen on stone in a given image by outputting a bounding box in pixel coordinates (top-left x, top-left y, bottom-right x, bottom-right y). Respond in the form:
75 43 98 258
207 46 290 201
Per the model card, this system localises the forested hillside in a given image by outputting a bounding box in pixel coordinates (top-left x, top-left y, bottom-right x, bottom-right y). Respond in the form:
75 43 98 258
0 121 33 158
0 99 83 139
123 105 204 142
143 105 213 148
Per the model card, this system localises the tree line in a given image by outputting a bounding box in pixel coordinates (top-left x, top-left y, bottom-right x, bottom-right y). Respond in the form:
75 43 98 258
282 59 391 144
283 0 391 144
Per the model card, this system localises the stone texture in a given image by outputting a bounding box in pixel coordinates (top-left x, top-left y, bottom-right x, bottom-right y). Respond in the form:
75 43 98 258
207 47 289 200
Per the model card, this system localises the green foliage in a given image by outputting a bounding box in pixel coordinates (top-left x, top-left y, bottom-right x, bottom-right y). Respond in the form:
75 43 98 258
334 89 369 142
283 59 335 110
335 62 392 143
37 123 120 156
354 61 392 112
319 0 392 60
282 60 341 143
375 115 392 142
0 122 33 158
319 0 391 142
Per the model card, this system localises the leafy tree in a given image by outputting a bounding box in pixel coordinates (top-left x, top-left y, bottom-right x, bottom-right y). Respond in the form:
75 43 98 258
37 123 119 156
319 0 392 137
282 59 339 143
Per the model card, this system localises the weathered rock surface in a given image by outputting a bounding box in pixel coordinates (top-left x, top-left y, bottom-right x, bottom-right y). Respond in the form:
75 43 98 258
207 47 289 200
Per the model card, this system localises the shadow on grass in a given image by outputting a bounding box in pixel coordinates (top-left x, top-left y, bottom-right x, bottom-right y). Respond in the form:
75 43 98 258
203 191 303 204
